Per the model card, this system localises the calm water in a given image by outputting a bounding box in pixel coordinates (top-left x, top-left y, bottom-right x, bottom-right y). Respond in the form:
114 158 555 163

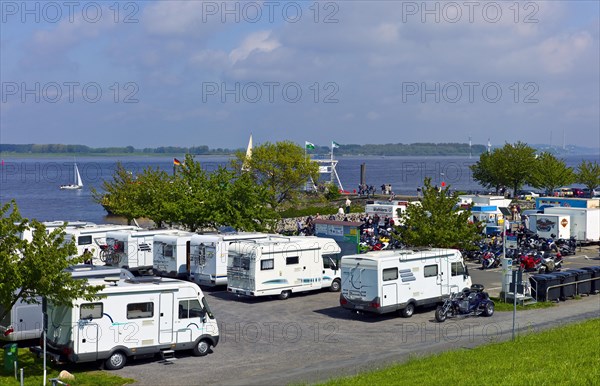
1 154 597 224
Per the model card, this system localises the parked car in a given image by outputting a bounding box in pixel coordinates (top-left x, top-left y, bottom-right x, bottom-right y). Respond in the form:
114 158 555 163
582 188 600 198
517 191 540 200
552 188 574 197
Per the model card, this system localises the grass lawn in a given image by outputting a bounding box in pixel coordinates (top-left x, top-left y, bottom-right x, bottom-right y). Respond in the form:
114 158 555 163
0 350 134 386
321 318 600 386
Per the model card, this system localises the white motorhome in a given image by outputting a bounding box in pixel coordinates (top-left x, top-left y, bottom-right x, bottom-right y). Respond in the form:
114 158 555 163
153 231 195 279
227 237 342 299
339 248 472 317
64 224 141 265
0 265 134 343
17 221 95 243
43 277 219 370
189 232 272 286
103 229 180 274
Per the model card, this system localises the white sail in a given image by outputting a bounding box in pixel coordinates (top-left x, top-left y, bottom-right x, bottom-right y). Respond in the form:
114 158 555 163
75 163 83 187
242 134 252 171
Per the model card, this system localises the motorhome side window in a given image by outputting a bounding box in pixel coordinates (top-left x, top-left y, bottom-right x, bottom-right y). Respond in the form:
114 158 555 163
178 299 203 319
451 262 466 276
286 256 299 265
424 264 438 278
261 259 274 270
78 235 92 245
127 302 154 319
382 268 398 281
80 303 103 319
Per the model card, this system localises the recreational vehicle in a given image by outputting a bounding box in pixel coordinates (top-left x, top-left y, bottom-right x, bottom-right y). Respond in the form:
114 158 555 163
339 248 472 317
64 224 141 265
0 265 134 343
43 277 219 370
189 232 272 286
103 229 180 275
153 231 195 279
227 237 342 299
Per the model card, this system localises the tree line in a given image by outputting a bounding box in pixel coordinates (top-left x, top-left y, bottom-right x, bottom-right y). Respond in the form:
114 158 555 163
470 142 600 195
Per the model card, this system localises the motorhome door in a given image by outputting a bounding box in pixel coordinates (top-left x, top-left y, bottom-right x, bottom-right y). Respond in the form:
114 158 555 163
159 293 174 343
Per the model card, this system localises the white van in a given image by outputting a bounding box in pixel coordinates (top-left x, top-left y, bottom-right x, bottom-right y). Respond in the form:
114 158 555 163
340 248 471 317
227 237 342 299
0 265 133 342
43 277 219 370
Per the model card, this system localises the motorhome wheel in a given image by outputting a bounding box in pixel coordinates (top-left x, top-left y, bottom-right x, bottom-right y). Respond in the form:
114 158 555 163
400 303 415 318
105 351 127 370
278 290 291 300
193 339 210 356
330 279 341 292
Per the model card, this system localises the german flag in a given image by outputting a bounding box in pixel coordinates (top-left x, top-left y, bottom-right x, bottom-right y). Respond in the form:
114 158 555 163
173 158 182 166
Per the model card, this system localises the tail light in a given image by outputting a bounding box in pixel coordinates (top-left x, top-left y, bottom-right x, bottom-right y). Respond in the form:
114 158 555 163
370 301 380 309
61 347 72 356
340 296 348 306
4 327 14 336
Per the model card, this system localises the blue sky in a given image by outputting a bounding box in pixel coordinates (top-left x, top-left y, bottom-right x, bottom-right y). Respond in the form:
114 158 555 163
1 1 599 150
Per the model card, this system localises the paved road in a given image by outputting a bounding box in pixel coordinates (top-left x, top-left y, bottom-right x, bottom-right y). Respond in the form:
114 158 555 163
116 250 600 385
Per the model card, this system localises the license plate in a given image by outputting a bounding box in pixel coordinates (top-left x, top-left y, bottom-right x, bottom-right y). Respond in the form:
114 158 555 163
355 305 364 310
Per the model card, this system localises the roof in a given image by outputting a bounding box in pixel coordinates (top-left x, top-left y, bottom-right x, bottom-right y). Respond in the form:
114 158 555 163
313 219 362 226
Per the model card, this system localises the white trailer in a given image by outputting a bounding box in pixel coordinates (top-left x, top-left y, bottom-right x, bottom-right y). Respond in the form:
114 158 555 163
103 229 180 274
0 265 134 342
153 231 195 279
527 214 571 239
543 207 600 243
339 248 472 317
64 224 141 265
189 232 272 286
365 200 408 224
43 277 219 370
226 237 342 299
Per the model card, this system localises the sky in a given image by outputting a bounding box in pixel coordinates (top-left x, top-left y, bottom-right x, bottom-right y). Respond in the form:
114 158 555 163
1 1 599 150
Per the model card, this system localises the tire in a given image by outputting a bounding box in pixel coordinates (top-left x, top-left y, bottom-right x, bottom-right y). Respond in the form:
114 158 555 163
278 290 291 300
435 306 447 323
104 351 126 370
330 279 341 292
193 339 210 357
400 303 415 318
483 302 495 317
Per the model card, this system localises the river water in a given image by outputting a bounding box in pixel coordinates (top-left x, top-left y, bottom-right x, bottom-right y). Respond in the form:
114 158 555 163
0 154 596 224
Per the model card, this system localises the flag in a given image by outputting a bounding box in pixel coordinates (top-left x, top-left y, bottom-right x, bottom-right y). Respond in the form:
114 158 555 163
305 141 315 150
332 141 340 149
173 158 182 166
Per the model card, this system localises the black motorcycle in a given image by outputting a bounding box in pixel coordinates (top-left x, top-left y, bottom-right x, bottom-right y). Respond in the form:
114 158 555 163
435 284 495 323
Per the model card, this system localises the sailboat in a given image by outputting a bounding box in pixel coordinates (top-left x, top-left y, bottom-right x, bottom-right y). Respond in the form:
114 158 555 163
60 162 83 190
241 134 252 171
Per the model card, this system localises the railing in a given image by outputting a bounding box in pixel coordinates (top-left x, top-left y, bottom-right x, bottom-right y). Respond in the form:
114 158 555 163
543 277 599 301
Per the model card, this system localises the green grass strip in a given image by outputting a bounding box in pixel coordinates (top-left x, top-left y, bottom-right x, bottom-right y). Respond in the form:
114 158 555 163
320 318 600 386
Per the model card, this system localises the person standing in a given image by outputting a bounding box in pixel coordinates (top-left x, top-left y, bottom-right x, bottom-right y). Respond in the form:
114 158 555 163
345 197 351 214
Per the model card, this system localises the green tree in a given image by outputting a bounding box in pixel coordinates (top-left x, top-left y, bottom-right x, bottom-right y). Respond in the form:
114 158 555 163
231 141 319 210
530 153 575 195
576 160 600 192
0 201 103 322
134 167 175 228
91 163 144 224
398 178 480 249
470 142 537 195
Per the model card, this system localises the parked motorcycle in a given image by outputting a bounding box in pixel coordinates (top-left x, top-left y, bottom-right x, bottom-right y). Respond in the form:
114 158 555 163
435 284 495 323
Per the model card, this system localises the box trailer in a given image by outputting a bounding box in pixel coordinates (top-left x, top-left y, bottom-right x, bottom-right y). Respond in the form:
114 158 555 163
153 232 195 279
527 214 571 239
0 265 134 342
227 237 342 299
189 232 272 286
339 248 472 317
103 229 180 275
365 200 408 225
42 277 219 370
543 207 600 243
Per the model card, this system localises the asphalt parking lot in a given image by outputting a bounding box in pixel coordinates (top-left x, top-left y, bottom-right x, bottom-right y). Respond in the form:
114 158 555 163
116 247 600 385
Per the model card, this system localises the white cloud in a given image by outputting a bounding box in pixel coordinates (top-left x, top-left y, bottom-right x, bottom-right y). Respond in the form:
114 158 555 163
229 31 281 64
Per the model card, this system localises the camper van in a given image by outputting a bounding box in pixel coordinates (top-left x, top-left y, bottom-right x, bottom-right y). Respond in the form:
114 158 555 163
339 248 472 317
153 231 195 279
43 277 219 370
103 229 180 275
64 224 141 265
227 237 342 299
0 265 134 343
189 232 272 286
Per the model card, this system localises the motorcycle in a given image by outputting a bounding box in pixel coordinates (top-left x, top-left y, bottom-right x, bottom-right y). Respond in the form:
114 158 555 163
481 251 500 269
435 284 495 323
